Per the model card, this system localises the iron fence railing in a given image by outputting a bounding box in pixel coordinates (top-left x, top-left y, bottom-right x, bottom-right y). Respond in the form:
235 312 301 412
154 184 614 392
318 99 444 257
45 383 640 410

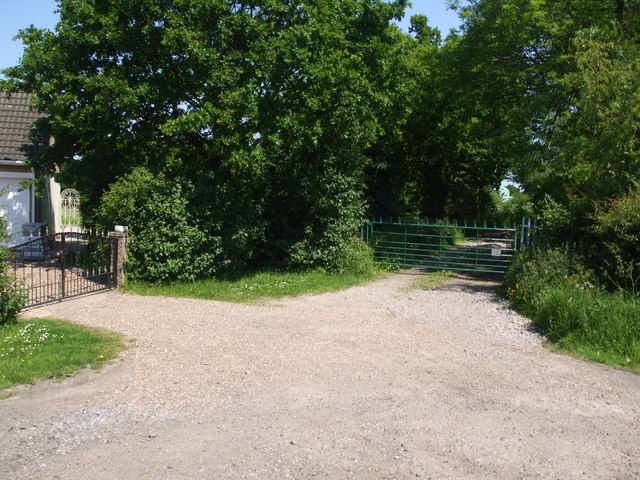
7 231 114 308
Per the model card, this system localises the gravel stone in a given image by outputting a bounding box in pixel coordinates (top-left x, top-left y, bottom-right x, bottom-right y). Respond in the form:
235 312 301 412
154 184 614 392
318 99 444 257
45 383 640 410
1 272 639 479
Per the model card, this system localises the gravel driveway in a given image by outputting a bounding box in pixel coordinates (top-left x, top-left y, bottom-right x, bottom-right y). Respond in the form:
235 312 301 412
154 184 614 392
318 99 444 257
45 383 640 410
2 272 639 479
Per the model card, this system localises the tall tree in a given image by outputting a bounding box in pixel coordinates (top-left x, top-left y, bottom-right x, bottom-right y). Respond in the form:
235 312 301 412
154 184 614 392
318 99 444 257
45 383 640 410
3 0 409 278
427 0 640 227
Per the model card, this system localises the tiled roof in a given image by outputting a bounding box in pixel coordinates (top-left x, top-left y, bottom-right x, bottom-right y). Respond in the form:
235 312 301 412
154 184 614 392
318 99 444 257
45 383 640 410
0 91 48 163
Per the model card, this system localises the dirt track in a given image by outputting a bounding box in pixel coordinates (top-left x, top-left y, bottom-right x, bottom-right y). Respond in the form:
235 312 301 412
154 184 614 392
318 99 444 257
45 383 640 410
2 272 639 479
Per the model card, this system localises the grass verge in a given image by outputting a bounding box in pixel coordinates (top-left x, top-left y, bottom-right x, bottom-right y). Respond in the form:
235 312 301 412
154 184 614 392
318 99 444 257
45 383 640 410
402 270 454 292
123 269 380 303
534 286 640 369
504 246 640 371
0 319 125 392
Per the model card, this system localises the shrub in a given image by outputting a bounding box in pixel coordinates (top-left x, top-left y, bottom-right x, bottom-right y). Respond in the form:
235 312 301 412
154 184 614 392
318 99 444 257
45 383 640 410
487 185 534 226
504 244 640 367
503 244 590 318
590 185 640 296
0 268 26 326
536 195 576 242
287 171 368 273
96 167 220 283
331 237 376 276
0 211 26 325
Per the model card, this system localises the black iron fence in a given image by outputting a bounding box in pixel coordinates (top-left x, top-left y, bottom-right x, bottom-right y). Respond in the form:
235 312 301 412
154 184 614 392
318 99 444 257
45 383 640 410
7 231 115 308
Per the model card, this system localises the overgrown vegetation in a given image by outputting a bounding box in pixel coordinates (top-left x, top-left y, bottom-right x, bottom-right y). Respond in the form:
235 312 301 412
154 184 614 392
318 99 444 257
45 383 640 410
0 319 125 391
590 185 640 296
487 186 534 226
2 0 404 281
0 270 23 326
504 246 640 369
2 0 638 284
124 264 378 304
0 208 26 326
97 167 219 282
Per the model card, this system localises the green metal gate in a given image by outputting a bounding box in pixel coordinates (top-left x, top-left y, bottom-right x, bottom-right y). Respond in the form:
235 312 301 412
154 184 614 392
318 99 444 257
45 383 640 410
361 218 537 275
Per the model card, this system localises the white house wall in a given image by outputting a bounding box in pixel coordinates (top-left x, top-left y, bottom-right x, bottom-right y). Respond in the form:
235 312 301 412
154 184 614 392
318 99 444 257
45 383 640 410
0 171 34 244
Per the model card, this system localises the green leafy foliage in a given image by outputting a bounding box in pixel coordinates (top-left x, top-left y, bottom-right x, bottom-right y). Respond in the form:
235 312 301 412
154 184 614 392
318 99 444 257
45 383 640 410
2 0 638 287
0 210 26 326
329 238 376 277
2 0 410 281
0 274 25 327
504 245 640 368
504 245 590 316
97 168 219 283
534 285 640 367
487 185 534 226
591 185 640 296
447 0 640 302
526 31 640 242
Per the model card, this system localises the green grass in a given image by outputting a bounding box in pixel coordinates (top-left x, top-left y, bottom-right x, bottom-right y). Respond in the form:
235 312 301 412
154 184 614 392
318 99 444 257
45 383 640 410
123 269 380 303
402 270 455 292
504 246 640 371
534 285 640 369
0 319 125 392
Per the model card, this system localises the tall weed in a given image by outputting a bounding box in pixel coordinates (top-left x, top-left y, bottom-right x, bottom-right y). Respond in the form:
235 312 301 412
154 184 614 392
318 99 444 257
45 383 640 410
503 244 588 316
590 185 640 296
536 285 640 366
504 245 640 368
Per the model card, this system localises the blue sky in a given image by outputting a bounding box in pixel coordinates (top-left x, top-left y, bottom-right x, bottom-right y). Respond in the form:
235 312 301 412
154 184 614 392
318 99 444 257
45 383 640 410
397 0 461 35
0 1 462 73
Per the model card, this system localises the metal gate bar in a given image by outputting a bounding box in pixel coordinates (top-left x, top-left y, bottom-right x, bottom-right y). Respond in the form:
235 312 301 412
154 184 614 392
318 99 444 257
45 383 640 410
361 219 528 275
7 231 114 308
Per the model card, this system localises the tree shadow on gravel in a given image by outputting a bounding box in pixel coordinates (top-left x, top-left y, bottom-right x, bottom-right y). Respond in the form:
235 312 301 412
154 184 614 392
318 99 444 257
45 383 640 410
401 269 550 341
395 268 504 299
427 271 502 298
